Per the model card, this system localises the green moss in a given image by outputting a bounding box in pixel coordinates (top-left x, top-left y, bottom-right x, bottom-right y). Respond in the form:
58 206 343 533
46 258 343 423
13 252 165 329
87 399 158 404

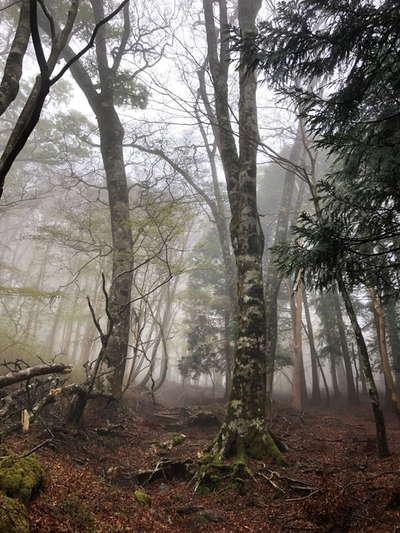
0 492 29 533
134 490 151 507
0 454 44 504
171 433 186 446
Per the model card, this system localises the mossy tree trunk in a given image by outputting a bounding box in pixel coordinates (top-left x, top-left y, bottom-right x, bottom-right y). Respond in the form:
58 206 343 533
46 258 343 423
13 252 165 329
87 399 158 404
203 0 284 464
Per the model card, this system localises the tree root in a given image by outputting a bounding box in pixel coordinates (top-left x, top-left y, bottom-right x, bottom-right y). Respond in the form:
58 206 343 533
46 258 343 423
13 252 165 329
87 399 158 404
193 429 287 493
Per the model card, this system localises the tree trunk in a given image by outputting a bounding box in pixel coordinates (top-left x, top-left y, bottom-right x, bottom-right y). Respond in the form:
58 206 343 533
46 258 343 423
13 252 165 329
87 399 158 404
384 296 400 392
264 127 301 413
0 0 30 117
371 290 400 418
333 291 358 404
319 293 341 400
59 0 134 397
303 290 321 404
203 0 283 464
290 278 307 410
338 278 389 457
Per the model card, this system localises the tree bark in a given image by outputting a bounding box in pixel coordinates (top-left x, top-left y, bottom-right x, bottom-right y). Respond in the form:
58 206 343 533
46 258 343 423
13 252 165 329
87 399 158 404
203 0 284 463
0 363 71 389
333 291 358 404
0 0 30 117
338 278 390 457
303 290 321 404
264 127 301 412
55 0 134 397
371 290 400 418
290 278 308 409
384 296 400 392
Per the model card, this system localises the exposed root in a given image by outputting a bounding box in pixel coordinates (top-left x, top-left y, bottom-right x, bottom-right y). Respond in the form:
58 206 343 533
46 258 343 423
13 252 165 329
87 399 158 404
194 427 287 493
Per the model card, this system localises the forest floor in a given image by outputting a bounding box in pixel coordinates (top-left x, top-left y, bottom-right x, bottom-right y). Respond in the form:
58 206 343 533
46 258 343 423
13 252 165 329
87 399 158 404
5 394 400 533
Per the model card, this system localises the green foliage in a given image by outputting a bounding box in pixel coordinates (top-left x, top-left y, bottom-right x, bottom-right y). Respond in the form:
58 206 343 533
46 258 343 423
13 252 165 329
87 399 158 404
179 228 228 382
253 0 400 293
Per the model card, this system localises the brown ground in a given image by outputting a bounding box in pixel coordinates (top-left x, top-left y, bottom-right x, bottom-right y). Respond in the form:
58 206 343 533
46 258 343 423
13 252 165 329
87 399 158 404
5 397 400 533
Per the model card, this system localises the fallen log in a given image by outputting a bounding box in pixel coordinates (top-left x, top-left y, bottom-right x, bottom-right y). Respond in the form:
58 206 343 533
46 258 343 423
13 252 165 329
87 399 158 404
0 363 72 389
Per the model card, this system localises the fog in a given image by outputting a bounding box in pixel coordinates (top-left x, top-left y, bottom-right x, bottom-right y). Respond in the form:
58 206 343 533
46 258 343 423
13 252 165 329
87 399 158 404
0 1 399 530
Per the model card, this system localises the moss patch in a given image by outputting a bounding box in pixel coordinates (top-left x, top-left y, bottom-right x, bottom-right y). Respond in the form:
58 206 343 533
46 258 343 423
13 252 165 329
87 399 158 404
0 492 29 533
134 490 151 507
0 454 44 504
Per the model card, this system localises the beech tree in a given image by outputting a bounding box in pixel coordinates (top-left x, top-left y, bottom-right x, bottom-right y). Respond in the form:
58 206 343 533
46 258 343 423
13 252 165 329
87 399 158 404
39 0 169 397
200 0 284 465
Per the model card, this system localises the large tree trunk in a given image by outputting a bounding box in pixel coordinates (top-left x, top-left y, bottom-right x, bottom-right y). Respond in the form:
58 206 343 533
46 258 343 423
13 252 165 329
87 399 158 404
203 0 283 463
338 278 389 457
96 106 133 396
56 0 133 397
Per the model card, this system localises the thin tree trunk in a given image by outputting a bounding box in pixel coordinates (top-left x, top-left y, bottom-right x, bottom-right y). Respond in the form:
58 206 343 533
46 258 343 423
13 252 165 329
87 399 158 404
265 127 301 413
338 278 389 457
319 293 341 400
0 0 30 117
371 290 400 418
303 289 321 404
333 290 358 404
290 278 307 409
385 296 400 392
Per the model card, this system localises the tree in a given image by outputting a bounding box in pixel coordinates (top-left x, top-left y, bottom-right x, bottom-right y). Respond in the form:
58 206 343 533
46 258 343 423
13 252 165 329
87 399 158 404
179 228 229 392
41 0 168 397
0 0 131 197
199 0 284 467
252 0 397 456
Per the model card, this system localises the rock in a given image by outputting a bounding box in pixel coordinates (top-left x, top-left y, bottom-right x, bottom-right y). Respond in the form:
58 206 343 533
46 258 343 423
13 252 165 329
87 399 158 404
0 454 44 504
0 492 29 533
134 490 151 507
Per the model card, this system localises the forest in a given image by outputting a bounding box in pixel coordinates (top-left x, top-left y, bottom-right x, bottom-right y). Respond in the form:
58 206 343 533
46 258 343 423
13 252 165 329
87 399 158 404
0 0 399 532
